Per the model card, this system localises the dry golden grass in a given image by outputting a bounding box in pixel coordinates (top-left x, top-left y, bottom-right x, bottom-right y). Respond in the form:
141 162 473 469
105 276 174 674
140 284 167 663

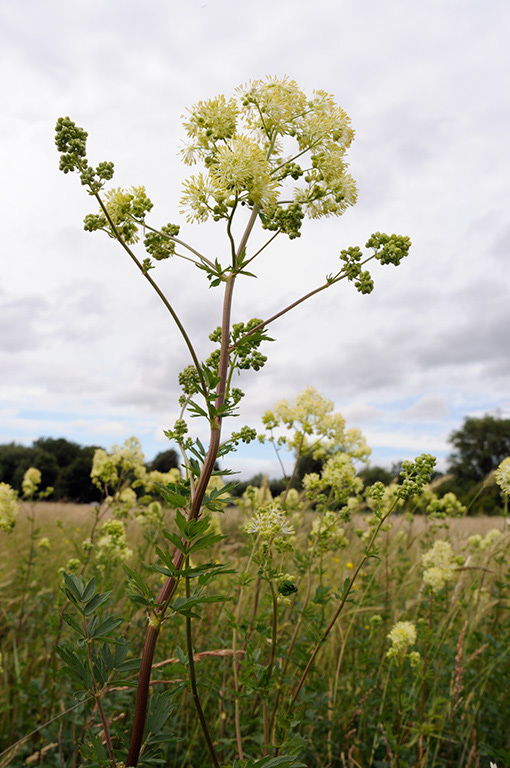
1 501 506 584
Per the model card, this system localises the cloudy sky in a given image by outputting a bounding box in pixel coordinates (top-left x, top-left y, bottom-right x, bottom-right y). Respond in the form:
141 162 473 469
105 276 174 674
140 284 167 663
1 0 509 478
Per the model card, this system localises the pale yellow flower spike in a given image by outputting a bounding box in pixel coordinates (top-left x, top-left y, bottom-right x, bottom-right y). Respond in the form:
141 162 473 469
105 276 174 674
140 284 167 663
0 483 19 532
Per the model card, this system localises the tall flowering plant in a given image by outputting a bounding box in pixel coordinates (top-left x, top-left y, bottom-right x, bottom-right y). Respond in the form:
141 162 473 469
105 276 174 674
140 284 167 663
55 76 423 767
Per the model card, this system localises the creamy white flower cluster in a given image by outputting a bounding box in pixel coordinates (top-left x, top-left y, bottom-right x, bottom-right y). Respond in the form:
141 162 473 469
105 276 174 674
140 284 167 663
495 456 510 496
421 540 458 593
0 482 19 532
136 500 164 528
180 76 358 224
91 436 146 489
90 437 180 524
245 505 294 540
467 528 502 550
310 511 349 551
261 386 370 462
97 519 132 564
386 620 420 665
303 453 363 504
22 467 42 498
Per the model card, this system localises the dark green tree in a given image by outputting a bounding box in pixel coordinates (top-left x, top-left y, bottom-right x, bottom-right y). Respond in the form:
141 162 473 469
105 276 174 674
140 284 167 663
447 414 510 481
357 465 395 486
55 447 102 503
149 448 179 473
32 437 81 468
12 449 59 493
0 443 34 487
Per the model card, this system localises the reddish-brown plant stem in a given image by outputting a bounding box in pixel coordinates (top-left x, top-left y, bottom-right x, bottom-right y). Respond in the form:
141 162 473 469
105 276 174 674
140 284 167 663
126 273 237 766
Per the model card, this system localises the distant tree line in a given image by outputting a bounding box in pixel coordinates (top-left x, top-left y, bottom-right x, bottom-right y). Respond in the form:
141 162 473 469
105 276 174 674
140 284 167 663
0 438 179 504
3 415 509 513
232 414 510 516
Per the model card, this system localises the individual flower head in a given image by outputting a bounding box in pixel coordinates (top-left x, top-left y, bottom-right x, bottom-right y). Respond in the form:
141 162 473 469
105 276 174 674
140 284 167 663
495 457 510 496
22 467 42 498
422 539 457 593
209 135 278 209
181 94 239 163
0 483 19 532
103 186 153 243
245 505 294 540
241 76 307 137
386 620 417 660
37 537 51 552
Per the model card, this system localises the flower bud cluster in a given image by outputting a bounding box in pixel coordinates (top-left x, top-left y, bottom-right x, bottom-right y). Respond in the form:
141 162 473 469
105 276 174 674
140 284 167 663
425 491 466 518
365 482 404 516
178 365 201 399
396 454 436 500
229 319 271 373
230 426 258 446
339 246 374 294
365 232 412 266
55 117 114 193
143 223 180 261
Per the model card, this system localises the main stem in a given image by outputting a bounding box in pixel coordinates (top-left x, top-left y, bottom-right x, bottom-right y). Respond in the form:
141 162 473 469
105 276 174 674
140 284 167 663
125 270 238 766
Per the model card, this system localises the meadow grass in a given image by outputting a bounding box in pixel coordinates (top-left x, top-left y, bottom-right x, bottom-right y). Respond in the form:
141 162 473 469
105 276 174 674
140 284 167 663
0 500 508 768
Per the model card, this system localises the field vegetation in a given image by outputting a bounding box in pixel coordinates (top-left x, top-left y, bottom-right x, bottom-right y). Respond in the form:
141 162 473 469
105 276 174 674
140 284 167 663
1 470 509 767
